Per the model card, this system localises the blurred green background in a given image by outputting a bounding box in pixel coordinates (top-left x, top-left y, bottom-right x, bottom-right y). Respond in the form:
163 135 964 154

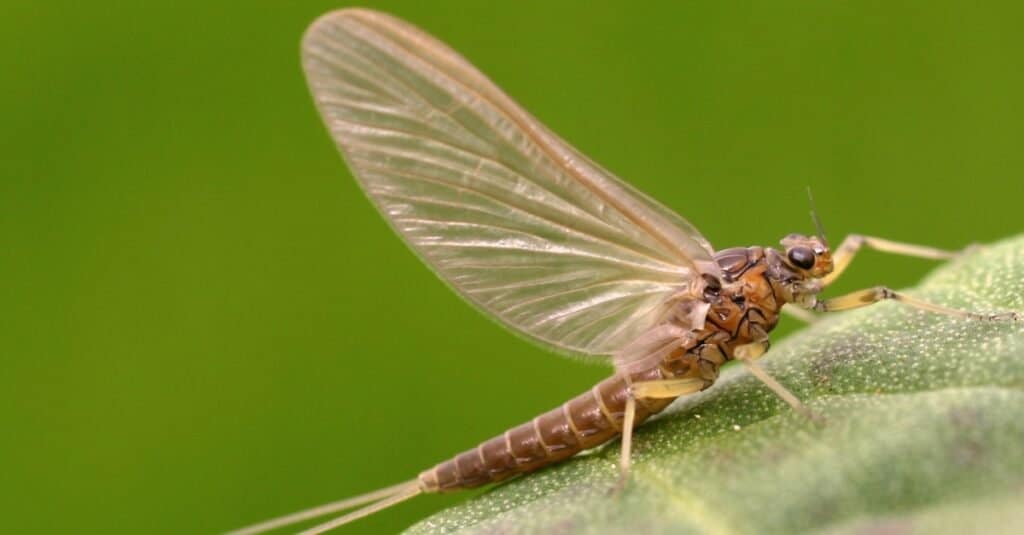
3 1 1023 533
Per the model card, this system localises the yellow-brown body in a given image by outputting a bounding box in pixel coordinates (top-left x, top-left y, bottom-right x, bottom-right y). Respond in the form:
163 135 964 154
419 246 792 492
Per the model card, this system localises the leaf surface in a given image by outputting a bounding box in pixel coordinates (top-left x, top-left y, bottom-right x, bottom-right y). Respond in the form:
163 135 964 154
407 236 1024 535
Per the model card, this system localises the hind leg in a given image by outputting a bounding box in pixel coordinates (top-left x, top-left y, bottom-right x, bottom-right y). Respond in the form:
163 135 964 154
616 377 706 488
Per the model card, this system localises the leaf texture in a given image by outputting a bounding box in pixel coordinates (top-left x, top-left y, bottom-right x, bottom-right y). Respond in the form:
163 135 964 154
407 235 1024 535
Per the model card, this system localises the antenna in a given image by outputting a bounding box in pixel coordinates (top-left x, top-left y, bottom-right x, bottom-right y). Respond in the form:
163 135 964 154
806 186 829 247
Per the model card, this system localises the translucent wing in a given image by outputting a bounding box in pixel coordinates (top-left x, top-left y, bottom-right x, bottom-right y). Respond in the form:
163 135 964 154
302 9 719 356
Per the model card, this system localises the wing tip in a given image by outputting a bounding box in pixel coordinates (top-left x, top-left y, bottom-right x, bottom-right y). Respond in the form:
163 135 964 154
302 8 380 54
301 7 400 44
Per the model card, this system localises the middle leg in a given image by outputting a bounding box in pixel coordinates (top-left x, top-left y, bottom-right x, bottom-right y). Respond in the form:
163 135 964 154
734 339 823 423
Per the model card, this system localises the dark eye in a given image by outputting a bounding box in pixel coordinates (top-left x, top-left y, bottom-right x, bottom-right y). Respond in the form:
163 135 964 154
788 247 816 269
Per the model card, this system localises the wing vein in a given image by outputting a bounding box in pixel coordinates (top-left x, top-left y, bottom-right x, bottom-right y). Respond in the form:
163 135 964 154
314 23 622 230
345 12 705 267
359 165 682 270
335 15 671 242
331 116 644 243
503 278 674 316
302 10 715 356
559 295 664 342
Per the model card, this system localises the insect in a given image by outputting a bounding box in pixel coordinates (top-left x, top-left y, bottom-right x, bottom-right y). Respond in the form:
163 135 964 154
231 8 1019 535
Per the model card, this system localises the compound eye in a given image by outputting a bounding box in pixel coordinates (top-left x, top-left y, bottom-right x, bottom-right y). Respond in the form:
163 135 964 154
788 246 816 270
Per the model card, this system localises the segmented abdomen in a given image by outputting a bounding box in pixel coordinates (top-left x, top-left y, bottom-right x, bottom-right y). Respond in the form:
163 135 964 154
418 366 679 492
417 246 777 493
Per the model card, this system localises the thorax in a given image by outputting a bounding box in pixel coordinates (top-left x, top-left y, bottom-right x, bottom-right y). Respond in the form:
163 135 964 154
618 245 810 380
700 246 785 357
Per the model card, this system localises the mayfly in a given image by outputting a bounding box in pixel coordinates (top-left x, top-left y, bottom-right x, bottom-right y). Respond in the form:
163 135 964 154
232 8 1019 534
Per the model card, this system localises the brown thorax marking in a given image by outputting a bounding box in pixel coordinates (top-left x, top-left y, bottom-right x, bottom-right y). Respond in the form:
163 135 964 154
691 234 833 362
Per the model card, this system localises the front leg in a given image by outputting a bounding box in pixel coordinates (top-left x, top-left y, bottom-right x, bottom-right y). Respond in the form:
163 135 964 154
813 286 1020 321
822 234 962 288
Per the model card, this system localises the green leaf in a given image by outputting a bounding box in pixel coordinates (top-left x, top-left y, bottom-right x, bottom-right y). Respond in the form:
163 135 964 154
406 236 1024 535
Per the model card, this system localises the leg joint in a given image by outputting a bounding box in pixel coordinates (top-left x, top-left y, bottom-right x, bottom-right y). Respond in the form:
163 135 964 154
873 286 896 300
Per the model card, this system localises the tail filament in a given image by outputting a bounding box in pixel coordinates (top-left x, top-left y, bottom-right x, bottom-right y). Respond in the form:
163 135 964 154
227 480 421 535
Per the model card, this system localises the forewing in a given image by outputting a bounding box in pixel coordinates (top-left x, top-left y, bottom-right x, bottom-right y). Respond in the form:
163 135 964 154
302 9 718 356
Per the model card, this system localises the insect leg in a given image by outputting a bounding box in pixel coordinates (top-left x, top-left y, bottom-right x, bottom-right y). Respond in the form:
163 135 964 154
738 354 823 424
782 306 819 324
813 286 1020 321
822 234 962 288
735 335 824 424
630 377 706 399
616 394 636 490
616 377 705 489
